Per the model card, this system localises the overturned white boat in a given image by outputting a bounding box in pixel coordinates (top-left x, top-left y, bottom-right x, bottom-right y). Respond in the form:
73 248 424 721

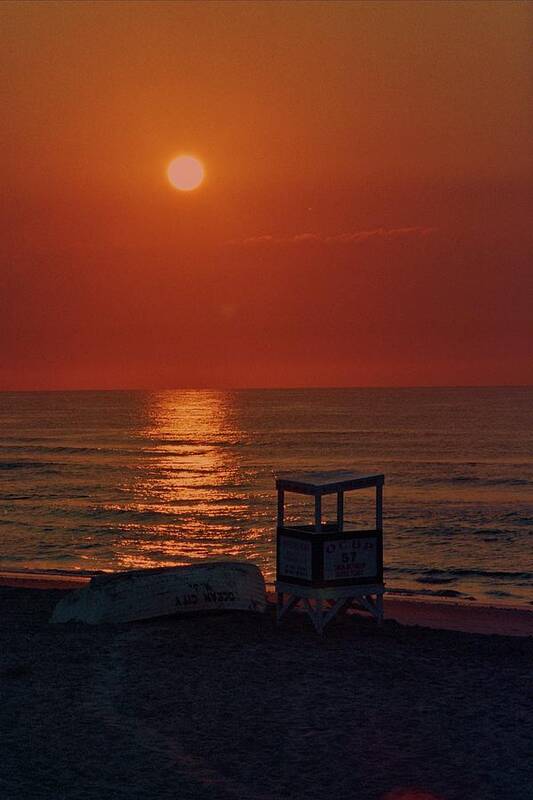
51 561 266 625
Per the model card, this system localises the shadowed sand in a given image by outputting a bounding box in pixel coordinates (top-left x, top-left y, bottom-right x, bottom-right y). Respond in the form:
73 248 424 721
1 583 532 800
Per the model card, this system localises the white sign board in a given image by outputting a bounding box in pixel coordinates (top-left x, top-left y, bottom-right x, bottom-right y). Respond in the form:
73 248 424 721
323 536 377 581
278 535 312 581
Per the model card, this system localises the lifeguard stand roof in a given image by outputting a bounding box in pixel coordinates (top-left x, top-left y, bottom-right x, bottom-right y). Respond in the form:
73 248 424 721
275 470 384 495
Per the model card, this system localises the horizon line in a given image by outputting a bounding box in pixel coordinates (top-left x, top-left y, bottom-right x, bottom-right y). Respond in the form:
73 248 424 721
1 384 532 394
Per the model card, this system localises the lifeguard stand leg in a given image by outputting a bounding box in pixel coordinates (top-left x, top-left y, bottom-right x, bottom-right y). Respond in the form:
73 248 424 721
349 591 385 624
376 484 383 532
337 491 344 531
276 592 298 623
376 593 384 625
316 597 323 634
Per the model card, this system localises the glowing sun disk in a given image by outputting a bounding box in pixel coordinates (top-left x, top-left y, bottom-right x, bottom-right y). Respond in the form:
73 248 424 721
167 155 204 191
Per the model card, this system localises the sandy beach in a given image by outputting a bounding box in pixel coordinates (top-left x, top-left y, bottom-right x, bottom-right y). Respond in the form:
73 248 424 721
1 579 532 800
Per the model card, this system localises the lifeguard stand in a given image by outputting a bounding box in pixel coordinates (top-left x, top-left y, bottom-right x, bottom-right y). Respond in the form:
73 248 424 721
275 471 385 634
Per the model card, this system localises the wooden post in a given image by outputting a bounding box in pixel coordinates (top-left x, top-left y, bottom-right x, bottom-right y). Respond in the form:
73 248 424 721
376 484 383 532
316 597 323 635
277 490 284 527
337 491 344 532
376 593 384 625
314 494 322 532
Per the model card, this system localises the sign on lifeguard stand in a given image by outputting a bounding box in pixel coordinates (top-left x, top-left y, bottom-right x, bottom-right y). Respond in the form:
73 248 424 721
275 471 385 634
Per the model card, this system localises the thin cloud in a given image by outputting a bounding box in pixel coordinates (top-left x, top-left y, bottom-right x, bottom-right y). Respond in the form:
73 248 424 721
227 227 436 246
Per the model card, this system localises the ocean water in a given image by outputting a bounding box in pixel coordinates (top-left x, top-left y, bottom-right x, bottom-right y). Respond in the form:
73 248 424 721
1 388 532 606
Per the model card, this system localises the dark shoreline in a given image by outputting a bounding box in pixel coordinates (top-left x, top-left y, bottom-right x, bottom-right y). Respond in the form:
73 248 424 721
2 585 532 800
1 570 532 636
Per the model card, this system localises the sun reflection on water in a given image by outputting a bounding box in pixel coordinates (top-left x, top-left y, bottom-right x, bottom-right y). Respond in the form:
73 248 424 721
113 391 272 572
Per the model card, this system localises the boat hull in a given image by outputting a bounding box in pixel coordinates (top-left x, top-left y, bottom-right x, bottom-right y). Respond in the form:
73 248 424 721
51 561 266 624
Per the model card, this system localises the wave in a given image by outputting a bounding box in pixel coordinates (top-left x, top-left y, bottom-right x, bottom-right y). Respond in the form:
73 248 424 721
81 503 249 523
387 587 476 600
0 444 218 458
413 475 532 487
0 457 227 478
385 566 533 581
398 524 531 540
0 461 61 472
502 512 533 525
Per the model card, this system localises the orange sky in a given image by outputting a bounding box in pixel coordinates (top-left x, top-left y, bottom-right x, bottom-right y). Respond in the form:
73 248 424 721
1 0 532 389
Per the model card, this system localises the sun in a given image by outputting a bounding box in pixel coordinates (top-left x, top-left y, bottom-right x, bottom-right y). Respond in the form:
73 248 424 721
167 155 204 191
